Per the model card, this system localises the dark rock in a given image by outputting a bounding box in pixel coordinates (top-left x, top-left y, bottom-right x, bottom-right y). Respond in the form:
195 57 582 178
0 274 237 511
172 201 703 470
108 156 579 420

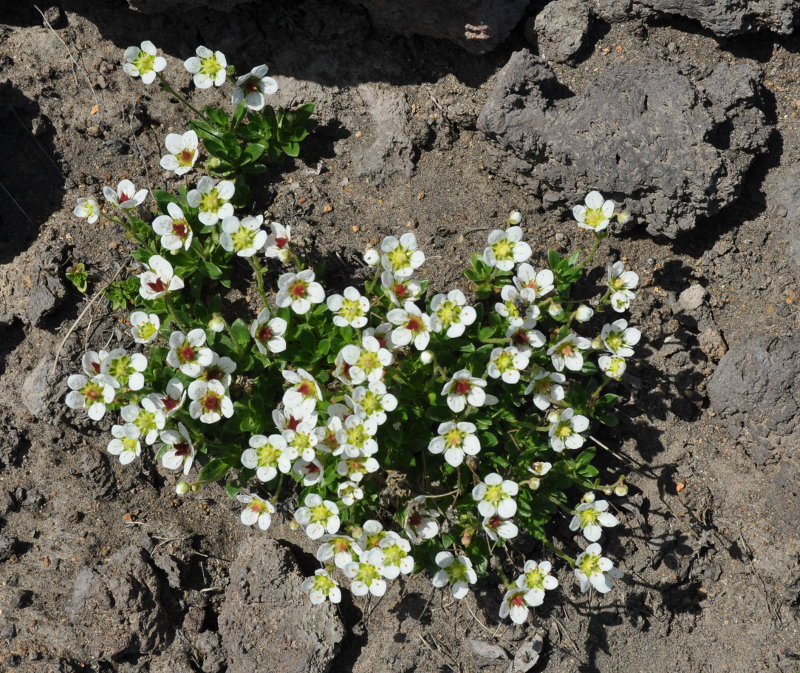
353 0 530 53
69 546 170 660
77 450 117 500
532 0 590 64
709 335 799 468
770 163 800 268
219 537 344 673
590 0 799 37
478 50 771 237
0 535 17 561
21 357 58 419
195 631 225 673
127 0 249 10
352 86 432 184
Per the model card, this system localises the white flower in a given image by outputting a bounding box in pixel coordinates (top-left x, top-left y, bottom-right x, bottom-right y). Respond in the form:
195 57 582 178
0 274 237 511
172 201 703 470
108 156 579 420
138 254 184 300
527 461 552 490
386 301 431 351
441 370 496 413
506 321 546 352
573 190 615 232
241 433 296 482
495 285 527 326
574 543 621 593
327 286 370 328
250 308 287 355
237 493 275 531
282 368 322 417
198 352 236 389
276 269 325 315
337 480 364 506
363 248 379 266
547 333 591 372
378 532 414 579
569 497 619 542
316 535 362 569
599 354 626 380
610 290 636 313
336 414 379 458
188 379 233 424
103 179 147 209
282 414 319 462
335 456 379 483
153 201 194 250
380 233 425 278
547 407 589 452
294 494 340 540
334 336 393 385
515 560 558 606
380 271 422 306
483 227 531 271
508 210 522 225
166 329 213 377
499 588 537 624
159 422 195 475
347 381 397 426
482 515 518 541
293 457 324 485
575 305 594 322
302 569 341 605
607 261 639 292
315 413 345 455
81 350 108 377
432 551 477 599
120 398 165 445
525 369 566 410
420 350 434 364
186 176 235 226
122 41 166 85
232 64 278 111
430 290 476 338
159 130 199 176
264 221 291 262
65 374 115 420
130 311 160 344
343 547 387 597
600 319 641 358
103 348 148 390
150 378 185 417
107 423 141 465
513 263 554 298
487 346 530 384
403 496 440 543
472 473 518 518
184 46 227 88
428 421 480 467
208 314 226 333
357 519 388 550
220 215 267 257
73 197 99 224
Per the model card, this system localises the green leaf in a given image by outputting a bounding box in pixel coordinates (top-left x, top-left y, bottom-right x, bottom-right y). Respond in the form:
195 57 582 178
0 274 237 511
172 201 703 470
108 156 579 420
202 260 223 279
281 141 300 158
232 101 248 128
152 189 180 214
230 318 251 350
199 458 231 483
204 106 230 128
202 134 228 158
66 262 88 293
225 480 242 498
243 143 266 164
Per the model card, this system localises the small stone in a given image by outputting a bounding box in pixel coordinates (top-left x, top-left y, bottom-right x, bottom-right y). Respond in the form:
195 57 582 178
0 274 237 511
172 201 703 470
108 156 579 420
678 284 707 311
322 204 333 214
43 6 64 27
0 535 16 561
554 232 566 242
699 328 727 360
87 125 103 138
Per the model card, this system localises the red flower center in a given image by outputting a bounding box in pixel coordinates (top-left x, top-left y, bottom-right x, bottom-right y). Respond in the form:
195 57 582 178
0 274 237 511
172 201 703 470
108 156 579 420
180 346 196 362
287 416 301 431
511 594 526 607
394 284 408 298
203 394 220 411
306 462 320 474
408 514 422 527
162 396 178 411
174 442 191 457
297 381 314 397
291 283 307 298
275 237 288 249
180 149 193 163
512 331 529 346
90 361 101 374
454 380 471 395
489 515 501 528
119 192 130 203
173 221 188 238
258 326 273 342
561 345 574 356
147 277 166 293
205 367 222 381
406 316 421 332
86 388 100 401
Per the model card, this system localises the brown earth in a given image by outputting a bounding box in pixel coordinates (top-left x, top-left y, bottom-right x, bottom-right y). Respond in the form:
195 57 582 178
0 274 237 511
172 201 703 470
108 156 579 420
0 1 799 672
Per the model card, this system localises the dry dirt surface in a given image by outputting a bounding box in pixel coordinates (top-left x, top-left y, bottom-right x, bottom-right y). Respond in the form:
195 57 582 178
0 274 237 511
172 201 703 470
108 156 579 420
1 1 799 672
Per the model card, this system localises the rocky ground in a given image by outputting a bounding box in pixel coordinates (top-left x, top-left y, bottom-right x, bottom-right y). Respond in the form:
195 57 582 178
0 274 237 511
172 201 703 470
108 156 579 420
0 0 799 671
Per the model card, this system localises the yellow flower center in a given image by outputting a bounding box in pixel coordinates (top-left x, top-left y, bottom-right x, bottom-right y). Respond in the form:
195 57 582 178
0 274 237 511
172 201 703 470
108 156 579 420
199 55 223 78
387 246 411 271
132 50 156 75
340 298 363 321
200 189 222 213
492 238 514 261
256 443 281 467
310 504 332 523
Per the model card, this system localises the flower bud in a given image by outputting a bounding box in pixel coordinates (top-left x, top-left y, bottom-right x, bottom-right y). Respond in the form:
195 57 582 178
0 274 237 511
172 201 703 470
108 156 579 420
507 210 522 225
350 525 363 539
175 481 190 496
460 527 474 547
603 488 613 496
548 303 563 318
208 314 226 333
190 482 202 492
289 519 301 531
614 483 629 497
527 477 541 490
420 350 434 364
363 248 380 266
574 305 594 322
591 336 603 350
581 491 596 504
617 211 631 225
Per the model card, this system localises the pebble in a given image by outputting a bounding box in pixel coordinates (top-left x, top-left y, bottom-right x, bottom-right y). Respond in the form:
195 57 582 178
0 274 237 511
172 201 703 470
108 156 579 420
678 284 707 311
554 232 566 242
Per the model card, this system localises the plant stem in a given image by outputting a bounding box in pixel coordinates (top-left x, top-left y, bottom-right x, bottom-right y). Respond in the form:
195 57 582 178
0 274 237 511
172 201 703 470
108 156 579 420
577 232 606 269
248 256 270 307
271 472 285 504
541 538 576 567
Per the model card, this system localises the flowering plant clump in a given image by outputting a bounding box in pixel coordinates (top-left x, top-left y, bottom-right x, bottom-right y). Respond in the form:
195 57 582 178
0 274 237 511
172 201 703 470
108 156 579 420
67 39 640 628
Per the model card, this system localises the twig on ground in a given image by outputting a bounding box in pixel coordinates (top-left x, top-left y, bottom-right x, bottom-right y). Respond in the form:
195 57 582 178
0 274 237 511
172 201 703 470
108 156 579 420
51 263 125 377
33 4 100 111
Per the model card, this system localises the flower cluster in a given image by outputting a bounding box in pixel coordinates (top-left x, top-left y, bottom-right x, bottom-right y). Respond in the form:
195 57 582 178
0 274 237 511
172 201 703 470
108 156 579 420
67 44 637 629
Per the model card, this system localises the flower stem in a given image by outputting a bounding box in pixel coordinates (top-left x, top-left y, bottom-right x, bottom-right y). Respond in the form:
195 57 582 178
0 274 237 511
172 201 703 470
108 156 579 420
577 232 606 269
248 256 270 307
541 538 575 567
271 472 285 505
